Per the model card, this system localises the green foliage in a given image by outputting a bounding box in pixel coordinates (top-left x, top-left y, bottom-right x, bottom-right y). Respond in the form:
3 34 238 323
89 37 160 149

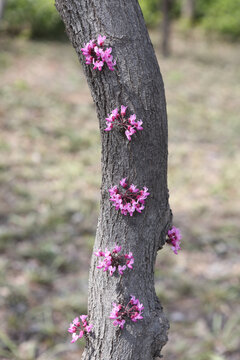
2 0 240 40
139 0 240 40
139 0 161 27
139 0 181 27
200 0 240 39
2 0 65 39
195 0 209 17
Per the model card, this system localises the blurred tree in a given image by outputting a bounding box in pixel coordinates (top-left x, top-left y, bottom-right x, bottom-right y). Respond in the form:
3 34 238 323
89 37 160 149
181 0 195 23
0 0 5 20
55 1 171 359
162 0 173 56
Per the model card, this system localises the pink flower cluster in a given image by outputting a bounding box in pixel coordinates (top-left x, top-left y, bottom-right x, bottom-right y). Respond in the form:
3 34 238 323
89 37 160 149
109 178 149 216
94 245 134 276
166 226 182 254
81 35 116 71
109 295 144 329
104 106 143 141
68 315 93 343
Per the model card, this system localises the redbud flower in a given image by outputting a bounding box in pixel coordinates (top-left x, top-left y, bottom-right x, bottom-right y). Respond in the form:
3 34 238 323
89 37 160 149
104 106 143 141
109 179 150 216
129 184 139 193
166 226 182 254
93 59 104 71
121 105 127 116
119 177 127 188
94 245 134 276
81 35 116 71
109 295 144 329
111 107 119 118
68 315 93 343
98 35 106 47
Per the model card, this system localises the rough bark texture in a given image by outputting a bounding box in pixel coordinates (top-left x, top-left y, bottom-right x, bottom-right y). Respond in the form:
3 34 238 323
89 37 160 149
55 1 172 359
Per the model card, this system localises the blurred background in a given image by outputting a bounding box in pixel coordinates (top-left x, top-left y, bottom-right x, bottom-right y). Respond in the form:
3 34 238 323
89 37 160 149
0 0 239 359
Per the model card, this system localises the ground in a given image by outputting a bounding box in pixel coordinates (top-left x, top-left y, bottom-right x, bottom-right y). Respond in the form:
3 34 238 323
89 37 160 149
0 30 239 360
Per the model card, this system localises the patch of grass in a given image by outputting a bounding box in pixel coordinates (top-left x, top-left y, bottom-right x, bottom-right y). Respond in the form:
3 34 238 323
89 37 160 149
28 269 56 288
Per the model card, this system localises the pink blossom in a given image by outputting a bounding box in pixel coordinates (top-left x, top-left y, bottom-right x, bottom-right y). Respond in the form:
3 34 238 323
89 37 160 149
129 184 139 193
104 248 111 257
125 252 133 259
104 122 113 131
121 105 127 116
104 106 143 140
111 107 119 119
166 226 182 255
94 249 105 257
105 114 114 123
94 46 103 58
109 179 149 216
85 55 93 65
79 330 84 338
93 59 104 71
102 47 116 71
136 120 143 130
72 317 81 326
129 114 136 125
118 265 126 275
97 34 106 47
81 40 95 57
68 315 93 344
135 203 145 213
109 265 116 276
119 177 128 188
125 127 136 141
80 315 88 323
94 245 134 276
110 296 144 329
112 318 125 329
86 324 93 333
81 36 116 71
110 303 122 319
125 129 131 141
113 244 122 253
118 319 125 329
130 295 138 305
131 312 143 322
71 333 79 343
126 257 134 269
138 187 150 201
108 185 118 196
96 261 104 269
68 324 77 334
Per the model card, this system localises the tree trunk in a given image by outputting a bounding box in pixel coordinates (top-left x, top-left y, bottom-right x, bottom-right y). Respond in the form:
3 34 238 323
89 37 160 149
0 0 5 21
55 1 172 359
181 0 195 23
162 0 171 57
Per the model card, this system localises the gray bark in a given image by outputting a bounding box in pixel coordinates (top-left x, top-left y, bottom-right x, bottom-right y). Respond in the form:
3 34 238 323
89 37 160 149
55 1 172 359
